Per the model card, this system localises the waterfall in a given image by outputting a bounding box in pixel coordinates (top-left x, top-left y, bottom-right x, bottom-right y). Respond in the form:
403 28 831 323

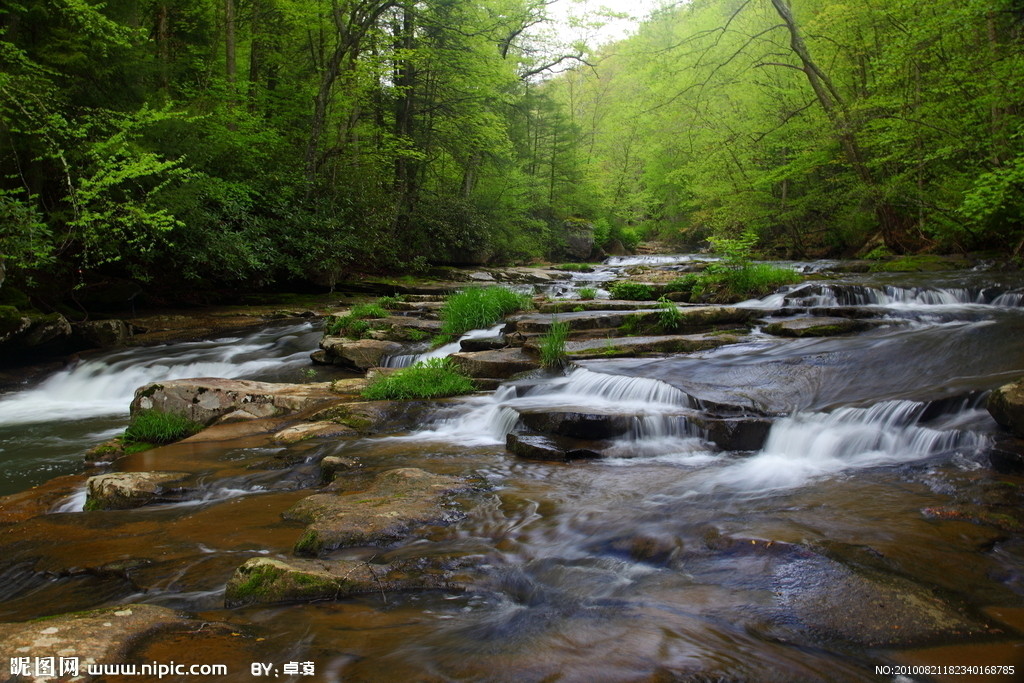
0 323 318 426
700 399 990 494
383 324 505 368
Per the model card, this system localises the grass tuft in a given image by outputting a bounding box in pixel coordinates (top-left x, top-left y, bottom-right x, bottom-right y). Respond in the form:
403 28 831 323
538 319 570 369
578 287 597 300
123 410 203 445
657 296 682 332
609 281 654 300
439 287 531 337
361 357 475 400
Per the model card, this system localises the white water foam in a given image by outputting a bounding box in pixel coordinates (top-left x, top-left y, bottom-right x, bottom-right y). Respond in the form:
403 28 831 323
398 368 691 447
0 324 315 427
384 324 505 368
698 399 989 494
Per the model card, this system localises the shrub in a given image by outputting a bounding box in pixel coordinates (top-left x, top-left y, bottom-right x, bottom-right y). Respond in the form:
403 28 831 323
578 287 597 300
538 319 569 369
556 263 595 272
609 281 654 300
123 410 203 445
361 358 475 400
439 286 532 337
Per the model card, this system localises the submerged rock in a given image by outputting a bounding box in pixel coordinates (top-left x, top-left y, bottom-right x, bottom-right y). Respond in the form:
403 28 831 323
283 468 470 556
0 604 189 672
517 409 634 439
553 333 740 359
762 316 873 338
505 432 603 462
224 556 459 607
85 471 191 510
988 378 1024 438
130 378 339 426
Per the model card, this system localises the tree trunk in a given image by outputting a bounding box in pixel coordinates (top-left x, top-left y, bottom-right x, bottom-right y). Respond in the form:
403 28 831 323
225 0 237 91
767 0 907 249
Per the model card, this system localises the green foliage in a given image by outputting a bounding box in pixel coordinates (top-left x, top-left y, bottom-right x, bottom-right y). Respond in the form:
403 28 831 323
864 246 894 261
378 295 408 310
122 410 203 445
439 287 531 337
538 320 570 369
350 303 388 319
868 255 960 273
711 264 803 301
556 263 595 272
609 281 654 300
578 287 598 300
657 297 682 332
709 230 759 269
361 358 475 400
325 315 371 338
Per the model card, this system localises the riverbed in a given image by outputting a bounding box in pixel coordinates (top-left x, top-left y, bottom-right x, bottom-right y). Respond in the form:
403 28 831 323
1 257 1023 682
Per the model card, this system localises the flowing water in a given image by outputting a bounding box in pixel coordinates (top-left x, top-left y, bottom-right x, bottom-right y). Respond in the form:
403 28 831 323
2 260 1024 681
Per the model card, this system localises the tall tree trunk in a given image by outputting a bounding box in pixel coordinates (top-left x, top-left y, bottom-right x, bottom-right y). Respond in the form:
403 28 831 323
225 0 237 92
767 0 908 249
156 3 170 91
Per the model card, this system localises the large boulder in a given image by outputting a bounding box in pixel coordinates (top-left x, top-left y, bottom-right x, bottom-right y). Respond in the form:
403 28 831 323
224 556 459 607
562 221 595 261
72 318 133 348
85 471 191 510
988 378 1024 438
130 378 339 426
317 337 404 370
283 468 470 556
0 604 189 673
0 308 71 353
516 409 635 439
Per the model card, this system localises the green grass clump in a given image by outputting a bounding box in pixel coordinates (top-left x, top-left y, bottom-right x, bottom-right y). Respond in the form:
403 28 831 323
716 264 802 298
657 297 682 332
123 410 203 445
556 263 595 272
578 287 597 300
439 286 531 337
538 320 570 369
325 315 370 337
609 281 654 300
377 294 408 309
869 254 959 273
350 302 389 319
361 357 476 400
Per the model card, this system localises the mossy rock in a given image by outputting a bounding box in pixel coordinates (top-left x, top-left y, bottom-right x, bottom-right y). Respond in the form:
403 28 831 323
869 255 963 272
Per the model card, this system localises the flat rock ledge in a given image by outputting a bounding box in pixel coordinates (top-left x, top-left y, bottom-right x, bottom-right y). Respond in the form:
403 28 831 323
130 378 340 426
86 471 191 510
224 556 460 607
283 468 471 556
762 316 873 338
0 604 189 677
988 377 1024 438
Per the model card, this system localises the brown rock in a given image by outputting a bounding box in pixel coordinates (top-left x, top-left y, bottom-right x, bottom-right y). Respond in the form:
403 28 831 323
989 378 1024 438
284 468 470 556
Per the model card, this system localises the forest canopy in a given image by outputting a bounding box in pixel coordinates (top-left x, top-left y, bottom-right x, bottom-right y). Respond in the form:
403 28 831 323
0 0 1022 304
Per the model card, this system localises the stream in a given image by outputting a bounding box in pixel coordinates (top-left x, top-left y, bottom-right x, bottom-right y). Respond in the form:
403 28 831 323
2 257 1024 681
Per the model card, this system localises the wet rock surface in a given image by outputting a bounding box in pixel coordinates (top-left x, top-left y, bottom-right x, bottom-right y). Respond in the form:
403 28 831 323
449 347 540 378
317 337 404 370
85 471 191 510
762 316 874 337
0 604 190 675
505 432 604 462
283 468 471 555
989 377 1024 438
224 556 461 607
130 378 339 425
